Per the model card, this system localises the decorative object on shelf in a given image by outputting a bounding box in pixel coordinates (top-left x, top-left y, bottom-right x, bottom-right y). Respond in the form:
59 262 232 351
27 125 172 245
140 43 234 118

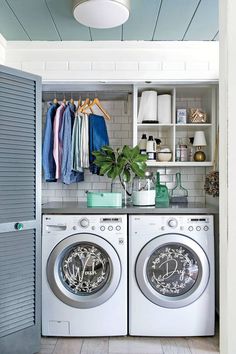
193 131 207 162
137 91 158 123
188 108 207 123
138 133 147 155
157 94 172 124
132 171 156 206
175 139 187 162
146 136 156 160
155 172 169 206
156 147 172 162
170 172 188 203
73 0 130 29
204 128 219 197
176 108 187 124
92 145 147 205
188 137 195 162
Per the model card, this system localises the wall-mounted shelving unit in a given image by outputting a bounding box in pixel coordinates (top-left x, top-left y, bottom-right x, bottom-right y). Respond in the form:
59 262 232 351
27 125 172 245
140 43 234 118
133 83 217 167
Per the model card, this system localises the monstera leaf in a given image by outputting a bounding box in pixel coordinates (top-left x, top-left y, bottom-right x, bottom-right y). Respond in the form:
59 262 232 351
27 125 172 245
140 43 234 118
92 145 147 182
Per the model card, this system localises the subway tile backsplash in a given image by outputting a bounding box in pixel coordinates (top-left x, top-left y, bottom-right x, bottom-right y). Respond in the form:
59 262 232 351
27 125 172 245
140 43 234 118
42 100 206 205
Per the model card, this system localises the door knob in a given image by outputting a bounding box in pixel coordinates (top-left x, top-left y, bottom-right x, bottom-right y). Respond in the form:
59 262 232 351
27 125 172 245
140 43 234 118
15 222 24 231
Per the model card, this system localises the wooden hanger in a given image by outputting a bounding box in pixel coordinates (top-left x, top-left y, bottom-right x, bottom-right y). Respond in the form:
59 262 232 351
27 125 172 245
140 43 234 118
88 97 111 120
79 98 90 113
53 98 58 104
70 98 74 105
81 100 94 114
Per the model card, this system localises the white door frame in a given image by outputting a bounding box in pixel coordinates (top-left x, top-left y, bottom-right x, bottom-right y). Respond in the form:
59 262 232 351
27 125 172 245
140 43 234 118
219 0 236 353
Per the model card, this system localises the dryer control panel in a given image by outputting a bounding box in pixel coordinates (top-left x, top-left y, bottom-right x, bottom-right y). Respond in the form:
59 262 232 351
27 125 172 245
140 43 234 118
130 214 214 236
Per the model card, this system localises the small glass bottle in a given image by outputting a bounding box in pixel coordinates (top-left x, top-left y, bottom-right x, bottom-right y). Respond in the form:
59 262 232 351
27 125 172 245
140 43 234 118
138 134 147 155
188 137 194 161
175 138 181 162
146 136 156 160
155 172 169 206
180 144 188 162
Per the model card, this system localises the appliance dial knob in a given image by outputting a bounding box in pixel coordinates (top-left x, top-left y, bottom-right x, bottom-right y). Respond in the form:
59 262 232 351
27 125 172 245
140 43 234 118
168 218 178 228
79 218 89 228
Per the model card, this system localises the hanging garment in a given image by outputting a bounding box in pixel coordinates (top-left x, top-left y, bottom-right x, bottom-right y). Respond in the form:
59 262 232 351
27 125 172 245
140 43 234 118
89 114 109 174
80 113 90 168
71 113 83 172
60 103 84 184
42 102 59 182
53 103 66 179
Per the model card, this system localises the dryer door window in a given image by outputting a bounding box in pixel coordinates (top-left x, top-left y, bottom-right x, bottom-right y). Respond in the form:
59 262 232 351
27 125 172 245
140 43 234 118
47 233 121 309
61 243 110 296
135 234 210 308
146 244 199 297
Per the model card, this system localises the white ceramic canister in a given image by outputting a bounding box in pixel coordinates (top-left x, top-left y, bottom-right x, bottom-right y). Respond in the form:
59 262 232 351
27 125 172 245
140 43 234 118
132 190 156 206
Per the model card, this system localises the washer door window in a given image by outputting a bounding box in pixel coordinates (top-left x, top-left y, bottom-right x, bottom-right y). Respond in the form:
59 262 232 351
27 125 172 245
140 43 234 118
47 234 121 308
136 234 210 308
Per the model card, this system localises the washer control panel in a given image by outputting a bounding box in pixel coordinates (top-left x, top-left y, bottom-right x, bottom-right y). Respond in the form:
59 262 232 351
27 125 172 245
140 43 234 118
44 215 126 236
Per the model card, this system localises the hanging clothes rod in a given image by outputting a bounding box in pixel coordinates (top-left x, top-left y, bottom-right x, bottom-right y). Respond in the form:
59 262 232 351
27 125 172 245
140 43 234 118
42 91 132 103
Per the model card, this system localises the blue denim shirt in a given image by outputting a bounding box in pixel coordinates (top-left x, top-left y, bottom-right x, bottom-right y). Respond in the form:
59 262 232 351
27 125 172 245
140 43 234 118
42 103 59 181
60 103 84 184
89 114 109 174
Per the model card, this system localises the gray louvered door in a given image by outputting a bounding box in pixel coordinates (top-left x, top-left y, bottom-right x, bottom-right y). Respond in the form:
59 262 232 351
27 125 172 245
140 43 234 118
0 65 41 354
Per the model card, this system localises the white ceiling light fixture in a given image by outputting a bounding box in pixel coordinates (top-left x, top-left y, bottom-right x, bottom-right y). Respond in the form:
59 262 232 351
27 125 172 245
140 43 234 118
73 0 130 29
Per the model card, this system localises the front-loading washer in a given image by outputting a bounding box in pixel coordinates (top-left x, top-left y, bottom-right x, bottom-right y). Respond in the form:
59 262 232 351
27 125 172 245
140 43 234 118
129 214 215 336
42 214 127 336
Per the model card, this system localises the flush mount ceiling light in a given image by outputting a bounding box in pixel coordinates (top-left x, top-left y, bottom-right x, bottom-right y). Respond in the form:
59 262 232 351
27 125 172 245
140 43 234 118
73 0 130 29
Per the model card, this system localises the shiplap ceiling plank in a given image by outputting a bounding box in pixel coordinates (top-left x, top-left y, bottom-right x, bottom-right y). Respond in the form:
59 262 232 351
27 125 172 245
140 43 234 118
153 0 199 40
90 26 122 40
45 0 90 41
0 0 30 40
6 0 60 40
184 0 219 40
0 0 218 41
123 0 162 40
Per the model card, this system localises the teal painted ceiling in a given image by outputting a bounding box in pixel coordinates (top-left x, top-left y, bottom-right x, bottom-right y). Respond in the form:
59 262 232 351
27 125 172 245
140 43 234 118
0 0 218 41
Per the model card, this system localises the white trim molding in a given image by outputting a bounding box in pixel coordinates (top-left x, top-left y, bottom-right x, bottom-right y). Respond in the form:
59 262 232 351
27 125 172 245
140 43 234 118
0 33 7 65
5 40 219 82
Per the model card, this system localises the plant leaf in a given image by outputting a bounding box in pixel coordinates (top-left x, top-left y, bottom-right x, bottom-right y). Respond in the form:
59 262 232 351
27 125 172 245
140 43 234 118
122 168 131 183
99 163 113 175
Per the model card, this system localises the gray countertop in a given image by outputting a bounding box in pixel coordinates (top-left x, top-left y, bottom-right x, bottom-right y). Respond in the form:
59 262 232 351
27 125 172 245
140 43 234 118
42 202 218 215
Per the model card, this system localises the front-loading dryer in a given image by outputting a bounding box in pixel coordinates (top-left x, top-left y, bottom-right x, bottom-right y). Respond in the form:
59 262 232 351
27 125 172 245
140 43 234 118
129 214 215 336
42 214 127 336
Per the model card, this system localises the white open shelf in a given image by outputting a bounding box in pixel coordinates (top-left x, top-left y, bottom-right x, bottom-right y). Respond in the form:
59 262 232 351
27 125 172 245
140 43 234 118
146 161 213 167
133 83 217 167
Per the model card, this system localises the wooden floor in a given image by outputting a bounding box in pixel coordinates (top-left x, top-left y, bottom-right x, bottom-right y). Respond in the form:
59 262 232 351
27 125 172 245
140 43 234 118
39 333 219 354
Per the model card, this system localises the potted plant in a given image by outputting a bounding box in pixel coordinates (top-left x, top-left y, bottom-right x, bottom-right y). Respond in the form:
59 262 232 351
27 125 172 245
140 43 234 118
92 145 148 205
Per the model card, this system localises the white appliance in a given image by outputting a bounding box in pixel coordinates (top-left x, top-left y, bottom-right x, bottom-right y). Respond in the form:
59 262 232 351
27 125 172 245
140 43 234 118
129 215 215 336
42 214 127 336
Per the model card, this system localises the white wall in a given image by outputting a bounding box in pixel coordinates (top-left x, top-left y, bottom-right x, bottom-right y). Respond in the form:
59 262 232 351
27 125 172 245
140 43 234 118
0 34 6 65
4 41 219 82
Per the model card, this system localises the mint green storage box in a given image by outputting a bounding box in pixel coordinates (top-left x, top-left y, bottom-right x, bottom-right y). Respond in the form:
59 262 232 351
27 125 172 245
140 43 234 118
87 192 122 207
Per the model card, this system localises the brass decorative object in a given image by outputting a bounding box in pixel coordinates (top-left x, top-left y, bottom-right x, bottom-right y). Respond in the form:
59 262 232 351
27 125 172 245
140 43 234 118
188 108 207 123
194 148 206 162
